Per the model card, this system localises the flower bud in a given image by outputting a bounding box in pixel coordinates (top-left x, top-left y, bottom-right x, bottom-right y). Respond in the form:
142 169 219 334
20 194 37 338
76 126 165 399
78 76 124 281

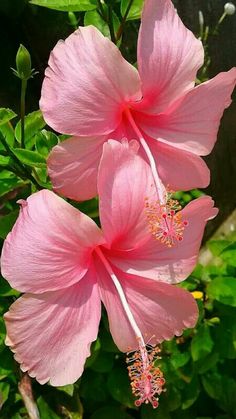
16 44 32 80
198 10 204 28
224 2 236 15
68 11 78 27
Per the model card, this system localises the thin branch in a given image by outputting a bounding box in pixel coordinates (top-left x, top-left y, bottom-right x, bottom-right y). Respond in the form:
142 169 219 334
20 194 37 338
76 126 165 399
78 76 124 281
116 0 135 41
107 3 116 44
18 374 40 419
96 0 106 20
20 79 27 149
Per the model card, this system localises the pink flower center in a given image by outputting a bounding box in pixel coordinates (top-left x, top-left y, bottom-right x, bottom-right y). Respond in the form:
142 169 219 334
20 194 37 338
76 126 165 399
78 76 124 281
145 195 188 247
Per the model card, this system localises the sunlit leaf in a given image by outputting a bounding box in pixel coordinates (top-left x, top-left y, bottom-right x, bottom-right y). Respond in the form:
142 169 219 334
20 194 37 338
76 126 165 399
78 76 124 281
207 277 236 307
0 171 25 197
30 0 97 12
207 239 231 256
35 130 58 157
220 242 236 267
12 148 46 167
121 0 144 20
84 7 120 39
0 108 17 126
0 122 15 149
15 110 46 147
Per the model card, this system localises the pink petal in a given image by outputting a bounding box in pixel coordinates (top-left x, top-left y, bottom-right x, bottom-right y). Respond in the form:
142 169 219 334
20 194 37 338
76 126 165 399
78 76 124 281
136 0 204 113
137 69 236 155
1 190 104 293
96 255 198 351
98 140 156 250
48 135 106 201
107 196 218 284
147 138 210 190
40 26 141 136
4 270 101 386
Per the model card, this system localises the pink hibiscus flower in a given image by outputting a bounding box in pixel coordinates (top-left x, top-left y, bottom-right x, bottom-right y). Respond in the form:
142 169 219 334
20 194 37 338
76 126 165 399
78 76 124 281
1 140 217 407
40 0 236 201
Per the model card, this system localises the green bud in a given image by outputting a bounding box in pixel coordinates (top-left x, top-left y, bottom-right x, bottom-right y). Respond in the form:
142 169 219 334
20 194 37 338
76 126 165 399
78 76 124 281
68 11 78 28
208 317 220 325
15 44 32 80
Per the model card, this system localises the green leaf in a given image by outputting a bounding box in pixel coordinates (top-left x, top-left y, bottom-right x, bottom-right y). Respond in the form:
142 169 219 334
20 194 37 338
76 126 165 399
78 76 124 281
0 108 17 126
57 384 74 396
12 148 46 167
0 210 19 239
141 403 171 419
207 277 236 307
191 324 214 361
100 328 119 353
91 406 133 419
0 171 25 197
0 347 15 377
170 350 190 369
0 155 11 166
213 316 236 359
15 110 46 147
220 242 236 267
0 122 15 149
166 386 181 412
37 396 61 419
85 339 101 368
207 240 231 256
201 372 223 400
190 188 204 198
197 351 219 374
182 375 200 410
30 0 97 12
0 382 10 409
90 351 114 373
121 0 144 20
202 373 236 416
80 370 108 402
84 7 120 39
35 130 58 157
218 377 236 416
0 276 20 297
75 198 99 220
107 366 134 408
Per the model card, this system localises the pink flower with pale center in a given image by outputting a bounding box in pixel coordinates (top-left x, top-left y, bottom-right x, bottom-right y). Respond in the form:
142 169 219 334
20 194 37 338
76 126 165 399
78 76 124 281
40 0 236 201
1 140 217 407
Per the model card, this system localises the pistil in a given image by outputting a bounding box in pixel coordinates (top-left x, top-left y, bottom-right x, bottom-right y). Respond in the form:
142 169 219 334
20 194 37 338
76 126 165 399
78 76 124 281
125 108 166 206
125 109 188 247
95 247 165 407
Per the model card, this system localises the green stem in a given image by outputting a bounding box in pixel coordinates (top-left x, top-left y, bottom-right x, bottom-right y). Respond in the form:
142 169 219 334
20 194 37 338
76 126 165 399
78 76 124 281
20 79 27 149
116 0 135 41
107 4 116 44
96 0 106 20
218 11 227 25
